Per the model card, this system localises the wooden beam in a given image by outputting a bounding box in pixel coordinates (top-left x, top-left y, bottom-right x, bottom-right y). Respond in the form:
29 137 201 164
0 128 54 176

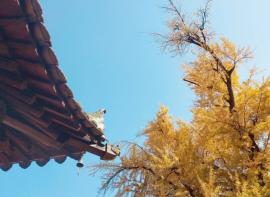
0 57 19 73
15 55 41 64
3 115 61 148
89 144 119 160
0 15 24 20
35 93 65 109
0 91 43 117
6 129 53 165
5 129 31 153
9 143 31 165
51 118 81 132
0 38 33 45
13 106 51 128
0 84 36 105
44 106 73 121
27 78 57 96
0 71 27 90
66 137 118 160
22 116 58 140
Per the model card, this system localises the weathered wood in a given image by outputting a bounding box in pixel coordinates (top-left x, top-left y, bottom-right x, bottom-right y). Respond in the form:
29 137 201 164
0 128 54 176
90 144 119 161
0 153 12 171
0 57 19 73
23 0 43 22
0 70 27 90
35 158 49 167
3 115 61 148
0 84 36 105
0 15 24 20
0 99 7 122
12 105 51 128
35 93 65 109
51 118 81 132
50 67 67 83
67 137 118 160
0 141 9 153
9 143 31 164
0 0 119 170
26 119 58 140
19 161 31 169
0 37 33 45
43 107 73 121
54 155 66 164
5 129 32 153
28 78 57 96
0 91 43 117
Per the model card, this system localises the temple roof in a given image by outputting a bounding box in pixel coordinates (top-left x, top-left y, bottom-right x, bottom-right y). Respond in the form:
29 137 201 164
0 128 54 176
0 0 119 171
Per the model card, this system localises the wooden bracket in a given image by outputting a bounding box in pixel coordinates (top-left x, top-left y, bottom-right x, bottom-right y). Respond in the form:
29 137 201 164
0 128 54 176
100 144 120 160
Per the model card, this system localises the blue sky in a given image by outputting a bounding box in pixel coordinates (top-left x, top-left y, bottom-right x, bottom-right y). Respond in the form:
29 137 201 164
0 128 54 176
1 0 270 197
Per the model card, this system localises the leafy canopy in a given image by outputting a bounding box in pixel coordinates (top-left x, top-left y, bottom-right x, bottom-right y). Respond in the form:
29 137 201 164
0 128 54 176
93 1 270 196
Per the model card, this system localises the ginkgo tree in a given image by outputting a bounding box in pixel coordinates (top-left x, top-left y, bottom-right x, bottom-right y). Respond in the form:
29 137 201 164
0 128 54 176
92 1 270 196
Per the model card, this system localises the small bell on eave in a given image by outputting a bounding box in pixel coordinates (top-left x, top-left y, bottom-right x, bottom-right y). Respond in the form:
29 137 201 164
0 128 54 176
76 158 84 168
76 152 85 168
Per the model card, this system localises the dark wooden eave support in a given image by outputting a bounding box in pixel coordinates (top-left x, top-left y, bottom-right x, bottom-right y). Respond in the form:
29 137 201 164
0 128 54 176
0 99 61 149
67 136 120 161
0 15 25 20
92 143 120 160
3 116 61 148
0 0 120 169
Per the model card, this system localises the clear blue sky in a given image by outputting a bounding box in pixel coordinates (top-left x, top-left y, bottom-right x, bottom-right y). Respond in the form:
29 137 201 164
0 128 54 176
1 0 270 197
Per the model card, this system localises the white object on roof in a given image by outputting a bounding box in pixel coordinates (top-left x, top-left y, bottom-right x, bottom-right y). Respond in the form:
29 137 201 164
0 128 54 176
87 108 106 132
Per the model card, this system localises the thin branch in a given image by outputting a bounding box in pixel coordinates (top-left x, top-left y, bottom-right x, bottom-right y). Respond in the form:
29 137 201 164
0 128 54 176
183 78 200 86
168 0 185 23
